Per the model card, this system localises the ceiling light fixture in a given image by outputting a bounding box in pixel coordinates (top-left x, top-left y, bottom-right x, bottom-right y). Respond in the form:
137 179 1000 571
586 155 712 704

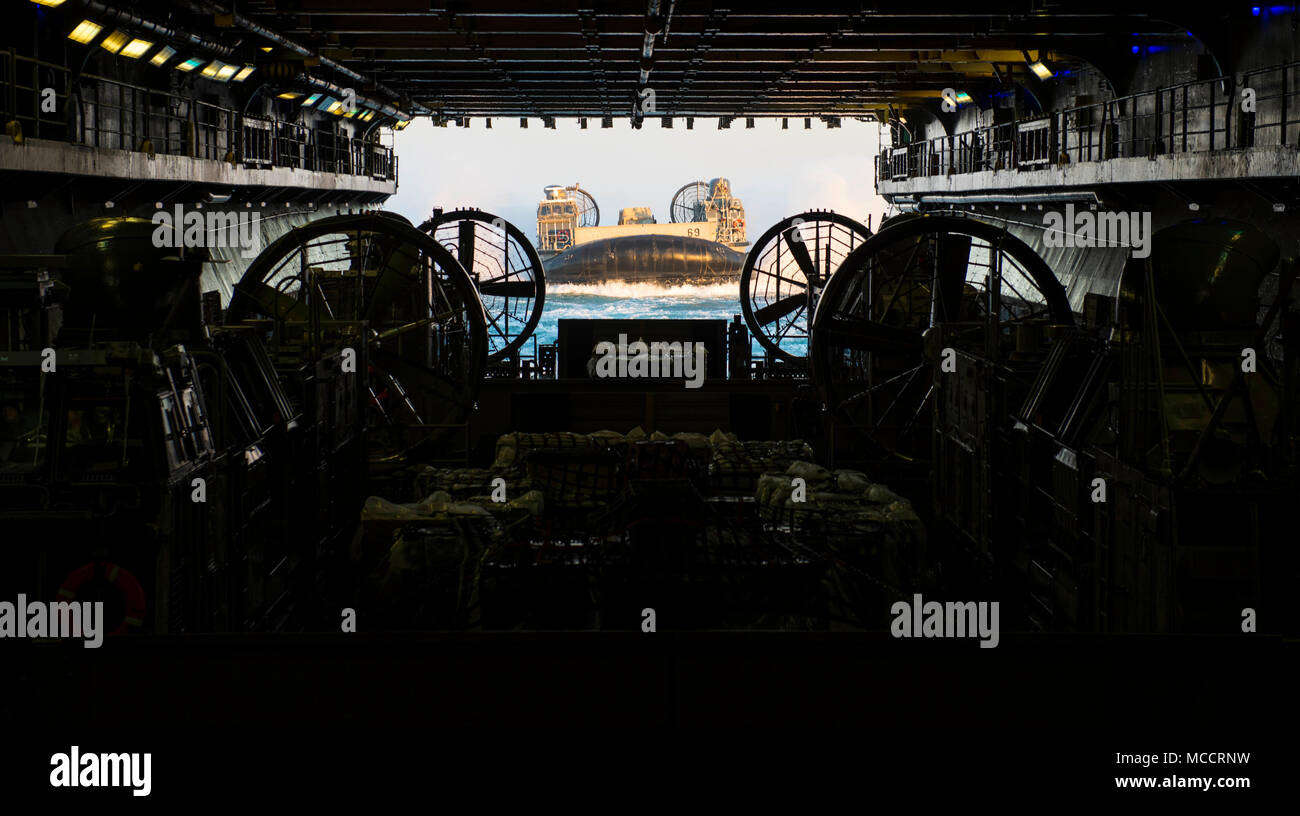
1023 50 1054 80
119 38 153 59
67 20 102 44
99 30 129 54
149 45 176 66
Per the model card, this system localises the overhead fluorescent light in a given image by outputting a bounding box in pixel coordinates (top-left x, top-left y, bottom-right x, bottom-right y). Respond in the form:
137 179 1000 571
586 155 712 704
392 119 411 130
31 0 69 7
301 93 322 106
260 46 273 53
99 30 129 54
149 45 176 66
233 66 255 82
1022 50 1054 81
955 91 973 104
215 63 238 81
175 58 203 72
326 100 344 114
1028 60 1054 80
277 91 303 100
200 62 220 78
67 20 103 45
119 38 153 59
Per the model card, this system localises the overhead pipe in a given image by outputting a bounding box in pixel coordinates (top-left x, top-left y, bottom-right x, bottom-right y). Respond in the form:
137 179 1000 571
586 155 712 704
638 0 662 87
177 0 416 111
78 0 236 59
631 0 667 129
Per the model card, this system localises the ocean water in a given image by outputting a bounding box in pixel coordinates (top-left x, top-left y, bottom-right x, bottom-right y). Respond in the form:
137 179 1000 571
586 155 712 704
527 281 807 358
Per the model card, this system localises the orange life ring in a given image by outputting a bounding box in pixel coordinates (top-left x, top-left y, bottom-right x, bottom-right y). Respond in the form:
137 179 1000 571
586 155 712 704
732 217 745 232
58 561 146 635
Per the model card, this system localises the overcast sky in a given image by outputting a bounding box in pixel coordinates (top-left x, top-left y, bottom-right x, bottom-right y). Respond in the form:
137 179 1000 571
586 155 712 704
385 117 889 248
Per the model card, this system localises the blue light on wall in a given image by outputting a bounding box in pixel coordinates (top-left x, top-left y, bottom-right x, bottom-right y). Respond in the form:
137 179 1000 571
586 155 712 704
1250 6 1290 15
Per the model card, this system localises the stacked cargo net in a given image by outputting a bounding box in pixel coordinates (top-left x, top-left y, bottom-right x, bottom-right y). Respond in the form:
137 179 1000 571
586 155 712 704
595 478 827 630
412 466 499 501
755 461 926 629
351 496 501 630
365 428 838 630
479 430 620 628
709 438 816 493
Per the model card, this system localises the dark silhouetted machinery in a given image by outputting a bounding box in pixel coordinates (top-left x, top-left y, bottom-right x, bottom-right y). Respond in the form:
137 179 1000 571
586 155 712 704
811 214 1072 467
808 213 1299 634
0 212 492 634
741 211 873 366
227 213 487 468
1 217 241 632
418 208 546 373
987 219 1297 634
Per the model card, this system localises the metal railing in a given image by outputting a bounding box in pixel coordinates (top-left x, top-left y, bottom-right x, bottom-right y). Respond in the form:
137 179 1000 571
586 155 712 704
880 60 1300 184
0 49 395 183
0 48 74 142
241 115 274 167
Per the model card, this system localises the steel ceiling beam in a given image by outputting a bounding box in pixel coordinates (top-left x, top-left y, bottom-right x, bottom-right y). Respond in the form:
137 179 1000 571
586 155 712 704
139 0 1195 117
